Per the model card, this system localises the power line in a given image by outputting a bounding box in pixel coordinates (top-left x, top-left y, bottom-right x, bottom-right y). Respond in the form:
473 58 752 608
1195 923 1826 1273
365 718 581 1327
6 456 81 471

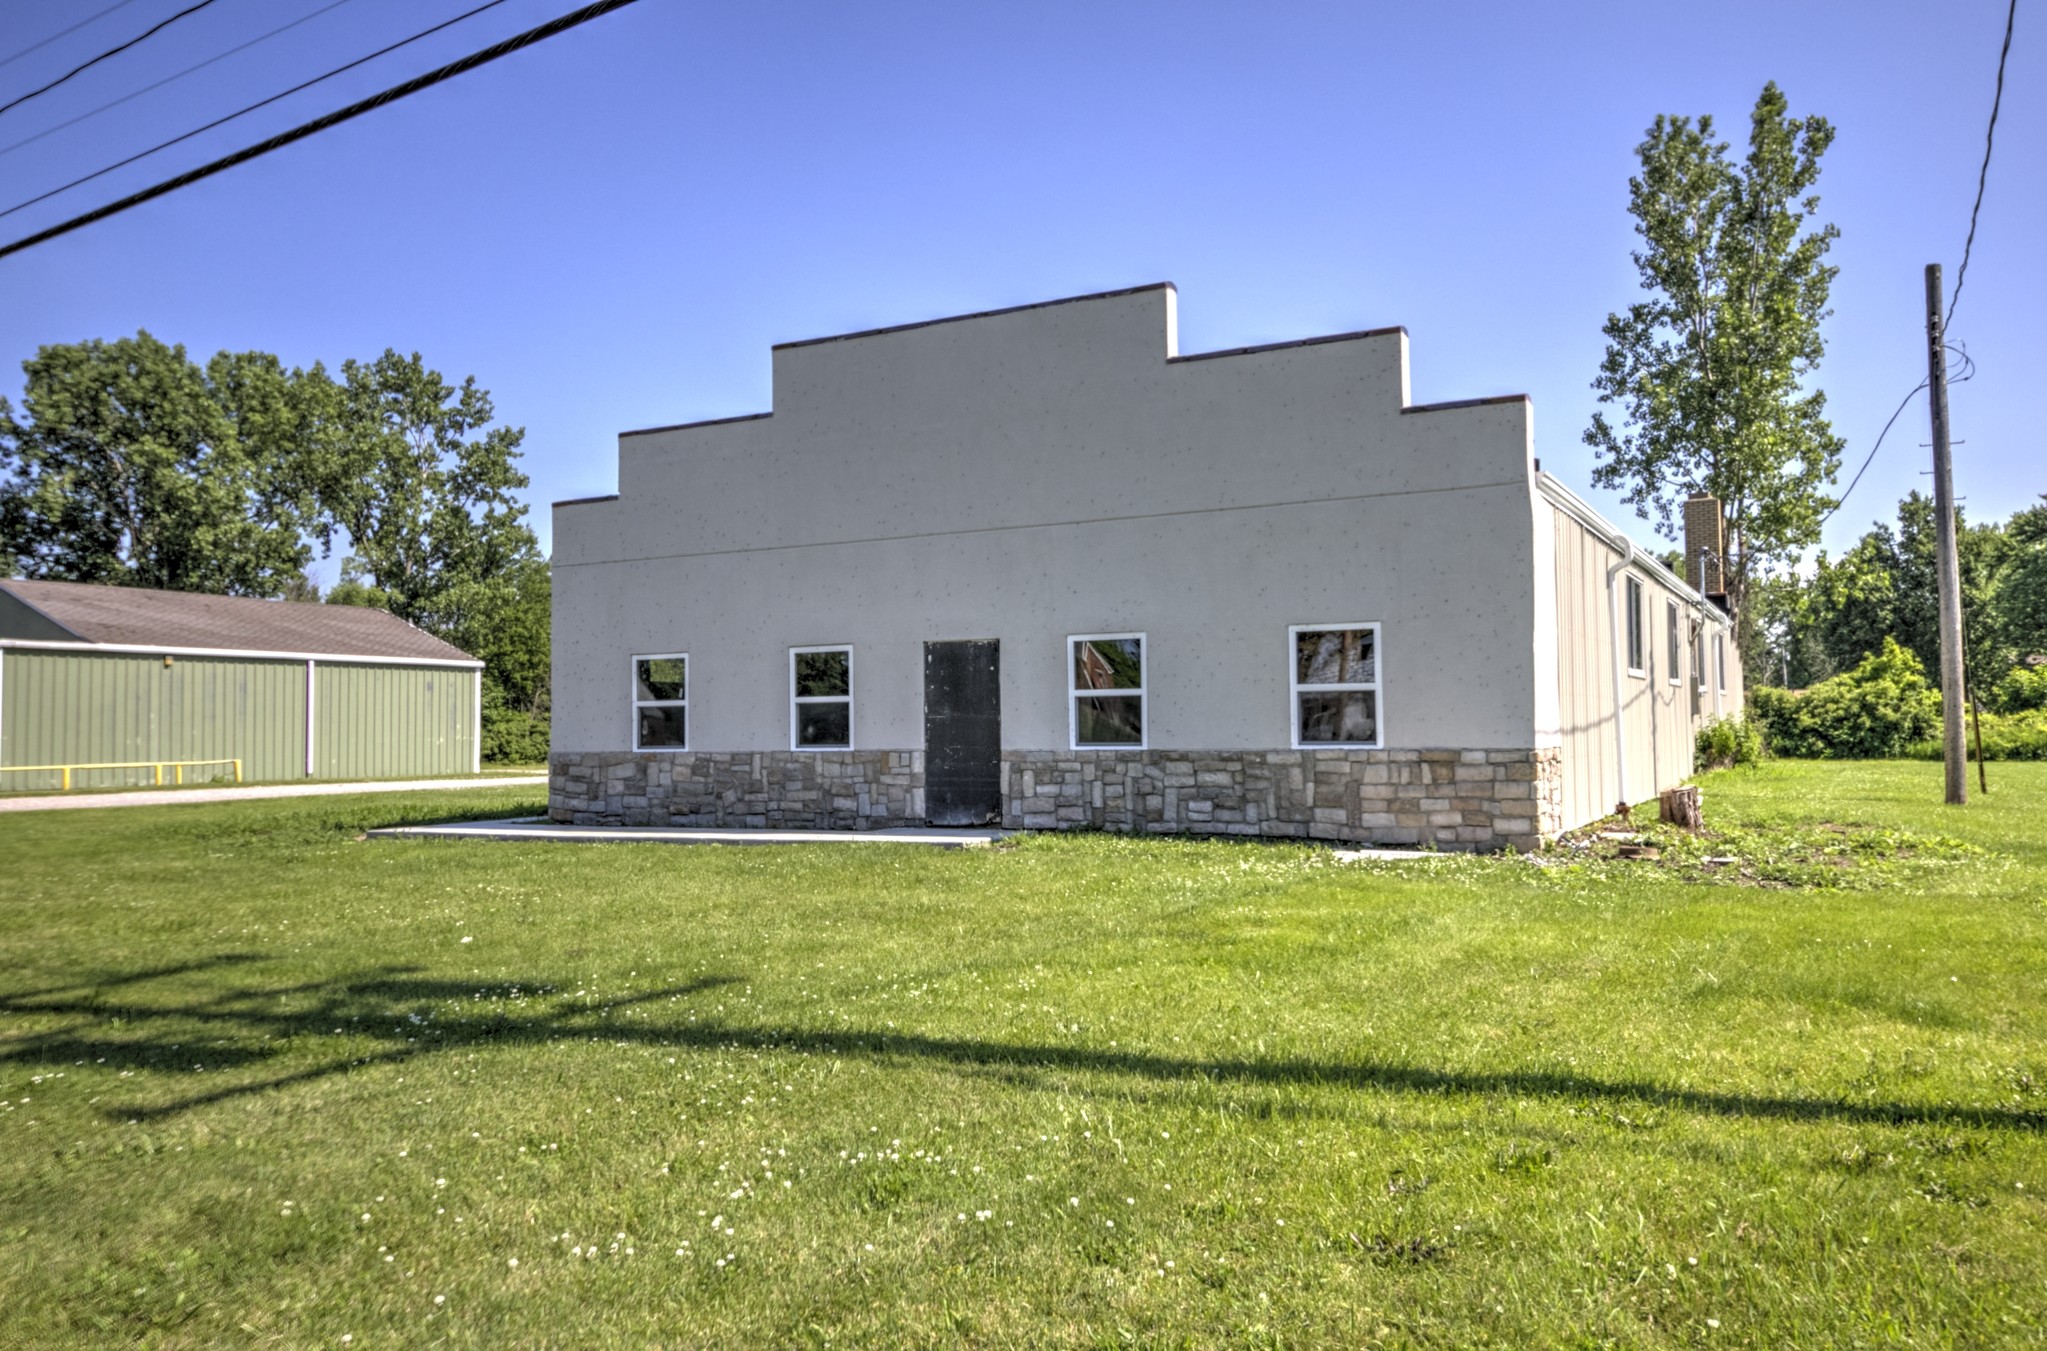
1823 345 1976 526
0 0 363 164
1822 382 1926 526
0 0 647 262
0 0 223 120
1947 0 2018 329
0 0 143 73
0 0 514 220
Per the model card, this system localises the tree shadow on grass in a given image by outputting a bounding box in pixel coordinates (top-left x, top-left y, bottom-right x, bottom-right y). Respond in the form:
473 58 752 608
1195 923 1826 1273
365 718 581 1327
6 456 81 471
2 957 2038 1133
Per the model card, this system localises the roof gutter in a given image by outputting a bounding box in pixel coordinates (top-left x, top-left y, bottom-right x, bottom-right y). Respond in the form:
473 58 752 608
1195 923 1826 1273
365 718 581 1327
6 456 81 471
0 638 481 669
1538 472 1728 623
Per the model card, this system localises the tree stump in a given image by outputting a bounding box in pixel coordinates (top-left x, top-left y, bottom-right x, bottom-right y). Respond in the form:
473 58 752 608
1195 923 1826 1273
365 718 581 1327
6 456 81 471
1659 785 1702 829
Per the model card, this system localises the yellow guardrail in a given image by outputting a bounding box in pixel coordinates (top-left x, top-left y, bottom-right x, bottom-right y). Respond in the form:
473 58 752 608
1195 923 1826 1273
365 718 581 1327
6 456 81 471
0 758 242 791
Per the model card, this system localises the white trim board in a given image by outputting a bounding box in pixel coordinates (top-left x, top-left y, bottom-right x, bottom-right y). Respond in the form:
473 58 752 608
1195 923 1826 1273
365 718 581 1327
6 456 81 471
0 638 482 669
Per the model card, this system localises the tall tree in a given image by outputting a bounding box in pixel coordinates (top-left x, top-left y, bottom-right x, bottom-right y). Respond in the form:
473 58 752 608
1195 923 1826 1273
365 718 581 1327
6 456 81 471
305 350 546 715
0 332 312 593
1585 82 1844 620
1793 491 2011 687
304 349 539 632
1995 500 2047 662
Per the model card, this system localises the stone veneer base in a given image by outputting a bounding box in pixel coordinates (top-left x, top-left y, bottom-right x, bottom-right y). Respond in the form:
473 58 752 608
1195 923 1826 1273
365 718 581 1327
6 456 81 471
551 747 1564 852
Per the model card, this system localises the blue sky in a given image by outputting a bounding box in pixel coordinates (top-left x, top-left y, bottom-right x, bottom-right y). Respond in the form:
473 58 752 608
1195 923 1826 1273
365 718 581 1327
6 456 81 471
1 0 2038 580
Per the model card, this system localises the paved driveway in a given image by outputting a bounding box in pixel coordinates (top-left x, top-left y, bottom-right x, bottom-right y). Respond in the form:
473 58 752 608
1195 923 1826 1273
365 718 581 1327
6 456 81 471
0 776 546 812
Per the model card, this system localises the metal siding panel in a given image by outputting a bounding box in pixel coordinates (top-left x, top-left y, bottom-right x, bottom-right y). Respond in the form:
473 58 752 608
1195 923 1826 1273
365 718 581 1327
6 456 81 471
1551 507 1625 832
315 663 471 779
0 649 304 787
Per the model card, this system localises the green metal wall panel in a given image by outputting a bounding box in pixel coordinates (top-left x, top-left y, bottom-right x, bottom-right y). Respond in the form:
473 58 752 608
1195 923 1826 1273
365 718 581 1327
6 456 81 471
0 649 306 789
314 662 475 779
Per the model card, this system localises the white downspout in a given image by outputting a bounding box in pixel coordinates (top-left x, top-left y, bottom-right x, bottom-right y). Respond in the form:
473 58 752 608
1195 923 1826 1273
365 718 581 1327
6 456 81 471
472 669 482 774
304 658 316 777
1605 552 1633 811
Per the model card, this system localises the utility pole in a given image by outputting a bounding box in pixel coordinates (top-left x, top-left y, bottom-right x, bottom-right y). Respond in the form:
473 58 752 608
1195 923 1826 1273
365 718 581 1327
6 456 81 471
1924 264 1968 805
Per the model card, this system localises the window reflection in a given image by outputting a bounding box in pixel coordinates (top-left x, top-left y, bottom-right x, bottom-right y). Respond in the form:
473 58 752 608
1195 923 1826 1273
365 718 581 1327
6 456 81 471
1295 629 1373 685
1297 690 1376 744
1073 638 1142 691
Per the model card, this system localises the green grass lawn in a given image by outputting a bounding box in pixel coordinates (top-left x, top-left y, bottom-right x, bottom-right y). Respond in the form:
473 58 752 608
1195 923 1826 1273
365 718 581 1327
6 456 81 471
1 763 2042 1348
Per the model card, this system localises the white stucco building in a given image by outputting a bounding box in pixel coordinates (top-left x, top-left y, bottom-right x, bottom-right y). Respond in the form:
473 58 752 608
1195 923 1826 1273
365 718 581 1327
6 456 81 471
550 284 1741 849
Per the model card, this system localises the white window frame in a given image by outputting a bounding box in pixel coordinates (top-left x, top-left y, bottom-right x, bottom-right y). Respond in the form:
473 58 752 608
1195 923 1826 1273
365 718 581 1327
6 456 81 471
789 645 854 751
1666 600 1683 686
1068 632 1147 750
1715 633 1727 691
1625 575 1646 678
1692 622 1708 693
630 652 689 751
1288 622 1384 750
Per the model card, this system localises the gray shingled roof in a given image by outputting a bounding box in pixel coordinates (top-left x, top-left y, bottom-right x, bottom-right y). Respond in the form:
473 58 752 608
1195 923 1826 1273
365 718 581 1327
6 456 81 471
0 578 476 663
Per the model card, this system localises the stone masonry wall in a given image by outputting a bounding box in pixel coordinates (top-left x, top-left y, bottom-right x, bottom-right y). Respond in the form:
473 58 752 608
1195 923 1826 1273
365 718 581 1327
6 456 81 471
1000 748 1564 852
551 746 1563 851
549 750 923 828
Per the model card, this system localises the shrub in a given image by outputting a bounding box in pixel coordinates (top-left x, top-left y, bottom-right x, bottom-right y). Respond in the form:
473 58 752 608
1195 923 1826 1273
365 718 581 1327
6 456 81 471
1747 638 1941 758
1988 663 2047 714
1905 708 2047 762
1696 713 1767 770
481 681 551 764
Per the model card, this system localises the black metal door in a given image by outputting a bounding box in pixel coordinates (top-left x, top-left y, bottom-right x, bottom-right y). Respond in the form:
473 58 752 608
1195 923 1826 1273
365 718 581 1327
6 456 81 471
924 640 1001 826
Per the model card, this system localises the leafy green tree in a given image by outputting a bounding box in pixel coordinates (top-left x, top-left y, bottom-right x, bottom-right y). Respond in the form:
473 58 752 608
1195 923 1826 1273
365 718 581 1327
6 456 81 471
302 350 538 628
1585 82 1843 620
1742 570 1831 688
1806 534 1895 678
1804 493 2009 686
0 333 312 593
301 350 549 741
1994 500 2047 663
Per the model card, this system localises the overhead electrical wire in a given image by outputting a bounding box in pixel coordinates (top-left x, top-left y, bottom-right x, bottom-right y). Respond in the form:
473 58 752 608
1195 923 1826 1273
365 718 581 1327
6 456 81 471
1824 2 2013 529
0 0 513 220
1946 0 2017 329
0 0 363 164
1823 344 1976 526
0 0 143 73
0 0 647 262
0 0 223 120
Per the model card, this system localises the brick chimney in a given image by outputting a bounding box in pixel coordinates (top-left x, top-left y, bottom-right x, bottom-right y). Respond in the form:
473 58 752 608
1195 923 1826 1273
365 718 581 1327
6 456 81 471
1684 493 1725 597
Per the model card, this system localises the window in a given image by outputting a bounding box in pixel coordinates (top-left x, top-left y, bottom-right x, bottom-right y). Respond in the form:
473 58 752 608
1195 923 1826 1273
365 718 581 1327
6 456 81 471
632 654 687 749
1715 634 1727 691
1290 624 1381 748
791 646 853 749
1692 624 1707 692
1069 634 1145 748
1625 575 1645 676
1666 601 1682 686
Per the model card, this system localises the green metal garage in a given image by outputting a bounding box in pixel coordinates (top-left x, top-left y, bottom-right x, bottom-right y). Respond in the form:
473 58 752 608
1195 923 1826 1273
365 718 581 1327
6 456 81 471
0 578 480 791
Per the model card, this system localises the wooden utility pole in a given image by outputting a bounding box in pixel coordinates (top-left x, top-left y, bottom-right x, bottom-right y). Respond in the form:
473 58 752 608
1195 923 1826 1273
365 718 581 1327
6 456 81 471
1924 263 1968 805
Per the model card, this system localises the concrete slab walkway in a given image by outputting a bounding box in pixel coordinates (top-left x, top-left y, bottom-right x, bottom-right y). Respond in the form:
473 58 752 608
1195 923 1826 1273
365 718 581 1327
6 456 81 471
367 817 1009 848
0 776 545 812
